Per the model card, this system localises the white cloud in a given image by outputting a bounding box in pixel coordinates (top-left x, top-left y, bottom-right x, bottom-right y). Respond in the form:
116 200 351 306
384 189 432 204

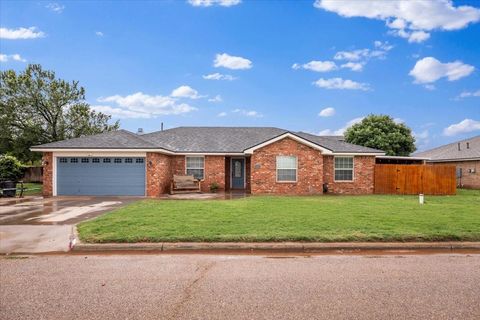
413 129 430 148
95 31 104 37
0 53 26 62
208 95 222 103
340 62 363 72
292 60 337 72
457 89 480 99
424 84 436 91
188 0 241 7
91 105 151 119
214 53 252 70
0 27 45 39
46 2 65 13
314 0 480 43
334 41 393 62
202 73 237 81
409 57 475 84
97 91 197 118
232 108 263 118
318 107 335 117
314 77 370 91
217 112 228 117
318 117 364 135
170 85 205 99
443 119 480 136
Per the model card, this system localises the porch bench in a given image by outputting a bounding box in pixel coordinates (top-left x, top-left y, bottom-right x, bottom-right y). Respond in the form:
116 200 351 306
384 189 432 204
170 175 201 194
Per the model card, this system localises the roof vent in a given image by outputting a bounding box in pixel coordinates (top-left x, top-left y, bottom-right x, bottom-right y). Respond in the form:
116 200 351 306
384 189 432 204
458 143 461 151
467 142 470 149
137 128 144 135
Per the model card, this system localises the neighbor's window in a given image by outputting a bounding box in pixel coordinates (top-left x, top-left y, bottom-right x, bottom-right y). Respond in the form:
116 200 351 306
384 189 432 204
114 158 122 163
276 156 297 182
124 158 133 164
334 156 354 181
186 156 204 180
92 158 100 163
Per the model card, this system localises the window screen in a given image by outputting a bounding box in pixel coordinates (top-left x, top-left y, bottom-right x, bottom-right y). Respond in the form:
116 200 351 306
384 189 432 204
334 157 354 181
276 156 297 182
186 156 204 180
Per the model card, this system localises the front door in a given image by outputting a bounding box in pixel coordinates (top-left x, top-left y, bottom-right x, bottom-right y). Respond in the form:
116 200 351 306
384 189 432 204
231 158 245 189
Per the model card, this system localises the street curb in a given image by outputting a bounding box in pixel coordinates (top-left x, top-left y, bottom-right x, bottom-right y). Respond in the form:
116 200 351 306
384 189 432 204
72 241 480 253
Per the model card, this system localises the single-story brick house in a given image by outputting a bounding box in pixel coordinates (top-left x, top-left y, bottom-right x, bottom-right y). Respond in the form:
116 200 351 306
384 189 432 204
31 127 385 197
414 135 479 189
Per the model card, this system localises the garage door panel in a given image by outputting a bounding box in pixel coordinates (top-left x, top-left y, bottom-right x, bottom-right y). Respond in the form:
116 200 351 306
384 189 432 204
57 157 146 196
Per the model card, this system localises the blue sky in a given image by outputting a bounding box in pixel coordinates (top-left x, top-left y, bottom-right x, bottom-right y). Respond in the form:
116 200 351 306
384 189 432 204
1 0 479 151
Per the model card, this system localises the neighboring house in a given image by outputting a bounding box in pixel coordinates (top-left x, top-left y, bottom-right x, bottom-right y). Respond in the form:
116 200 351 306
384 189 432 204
31 127 384 197
414 135 480 189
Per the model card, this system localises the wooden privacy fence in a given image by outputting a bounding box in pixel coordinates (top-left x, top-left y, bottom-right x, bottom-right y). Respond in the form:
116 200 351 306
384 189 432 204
374 164 456 195
22 166 43 183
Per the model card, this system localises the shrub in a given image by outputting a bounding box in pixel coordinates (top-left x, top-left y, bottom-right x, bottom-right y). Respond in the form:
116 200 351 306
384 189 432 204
209 182 220 193
0 155 24 181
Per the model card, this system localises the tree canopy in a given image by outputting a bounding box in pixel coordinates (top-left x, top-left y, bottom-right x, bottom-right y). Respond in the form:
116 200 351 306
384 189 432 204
0 64 119 163
344 114 416 156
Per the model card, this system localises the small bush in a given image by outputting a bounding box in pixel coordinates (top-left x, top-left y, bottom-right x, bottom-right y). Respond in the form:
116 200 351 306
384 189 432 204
0 155 24 182
209 182 220 193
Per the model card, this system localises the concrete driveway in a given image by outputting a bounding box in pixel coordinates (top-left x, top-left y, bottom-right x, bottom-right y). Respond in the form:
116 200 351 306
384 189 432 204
0 196 137 254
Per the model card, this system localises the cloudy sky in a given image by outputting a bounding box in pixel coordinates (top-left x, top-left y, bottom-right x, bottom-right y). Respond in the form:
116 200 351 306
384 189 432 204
1 0 479 151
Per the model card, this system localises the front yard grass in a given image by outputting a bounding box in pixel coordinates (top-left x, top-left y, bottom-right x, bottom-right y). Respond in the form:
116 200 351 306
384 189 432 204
16 182 43 196
77 189 480 243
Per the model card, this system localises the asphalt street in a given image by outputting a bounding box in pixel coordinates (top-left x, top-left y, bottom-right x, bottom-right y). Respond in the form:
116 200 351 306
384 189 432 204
1 253 479 320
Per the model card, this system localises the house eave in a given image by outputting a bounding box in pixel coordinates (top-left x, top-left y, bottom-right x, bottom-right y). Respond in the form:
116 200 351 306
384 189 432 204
243 132 334 154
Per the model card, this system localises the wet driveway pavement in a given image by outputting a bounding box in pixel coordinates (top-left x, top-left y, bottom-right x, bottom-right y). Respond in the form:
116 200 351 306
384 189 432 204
0 196 138 254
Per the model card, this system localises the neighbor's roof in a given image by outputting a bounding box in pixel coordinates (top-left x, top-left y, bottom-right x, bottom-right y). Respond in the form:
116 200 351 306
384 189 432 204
31 126 384 154
414 135 480 161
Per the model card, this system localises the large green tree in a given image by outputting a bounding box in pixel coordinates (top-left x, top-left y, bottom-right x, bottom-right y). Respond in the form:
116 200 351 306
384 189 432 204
0 64 119 163
344 114 416 156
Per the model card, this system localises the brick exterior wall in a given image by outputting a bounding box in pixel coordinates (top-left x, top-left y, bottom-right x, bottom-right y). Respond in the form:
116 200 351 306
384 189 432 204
323 155 375 194
42 152 53 197
432 160 479 189
171 155 225 192
203 156 225 192
250 137 324 194
146 152 172 196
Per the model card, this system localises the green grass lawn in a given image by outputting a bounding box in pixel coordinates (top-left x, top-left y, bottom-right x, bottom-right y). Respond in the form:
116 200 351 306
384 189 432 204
77 189 480 243
16 182 43 196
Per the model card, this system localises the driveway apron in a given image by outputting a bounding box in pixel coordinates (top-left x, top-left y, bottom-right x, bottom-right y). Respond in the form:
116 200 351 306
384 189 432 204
0 196 135 254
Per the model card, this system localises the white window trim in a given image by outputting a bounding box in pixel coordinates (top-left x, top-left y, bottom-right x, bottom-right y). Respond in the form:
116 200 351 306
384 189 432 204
276 155 298 183
334 156 355 182
185 155 205 181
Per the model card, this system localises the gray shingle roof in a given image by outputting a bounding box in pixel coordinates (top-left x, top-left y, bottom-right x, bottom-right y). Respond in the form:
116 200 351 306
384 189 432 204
141 127 288 153
32 126 385 154
295 132 384 153
31 130 157 149
413 135 480 161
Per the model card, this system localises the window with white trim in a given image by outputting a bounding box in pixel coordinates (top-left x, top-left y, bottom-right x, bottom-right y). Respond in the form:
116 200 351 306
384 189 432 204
276 156 297 182
186 156 204 180
334 156 354 181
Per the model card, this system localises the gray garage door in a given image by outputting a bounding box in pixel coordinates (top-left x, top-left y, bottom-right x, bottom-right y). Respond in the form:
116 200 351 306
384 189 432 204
57 157 146 196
